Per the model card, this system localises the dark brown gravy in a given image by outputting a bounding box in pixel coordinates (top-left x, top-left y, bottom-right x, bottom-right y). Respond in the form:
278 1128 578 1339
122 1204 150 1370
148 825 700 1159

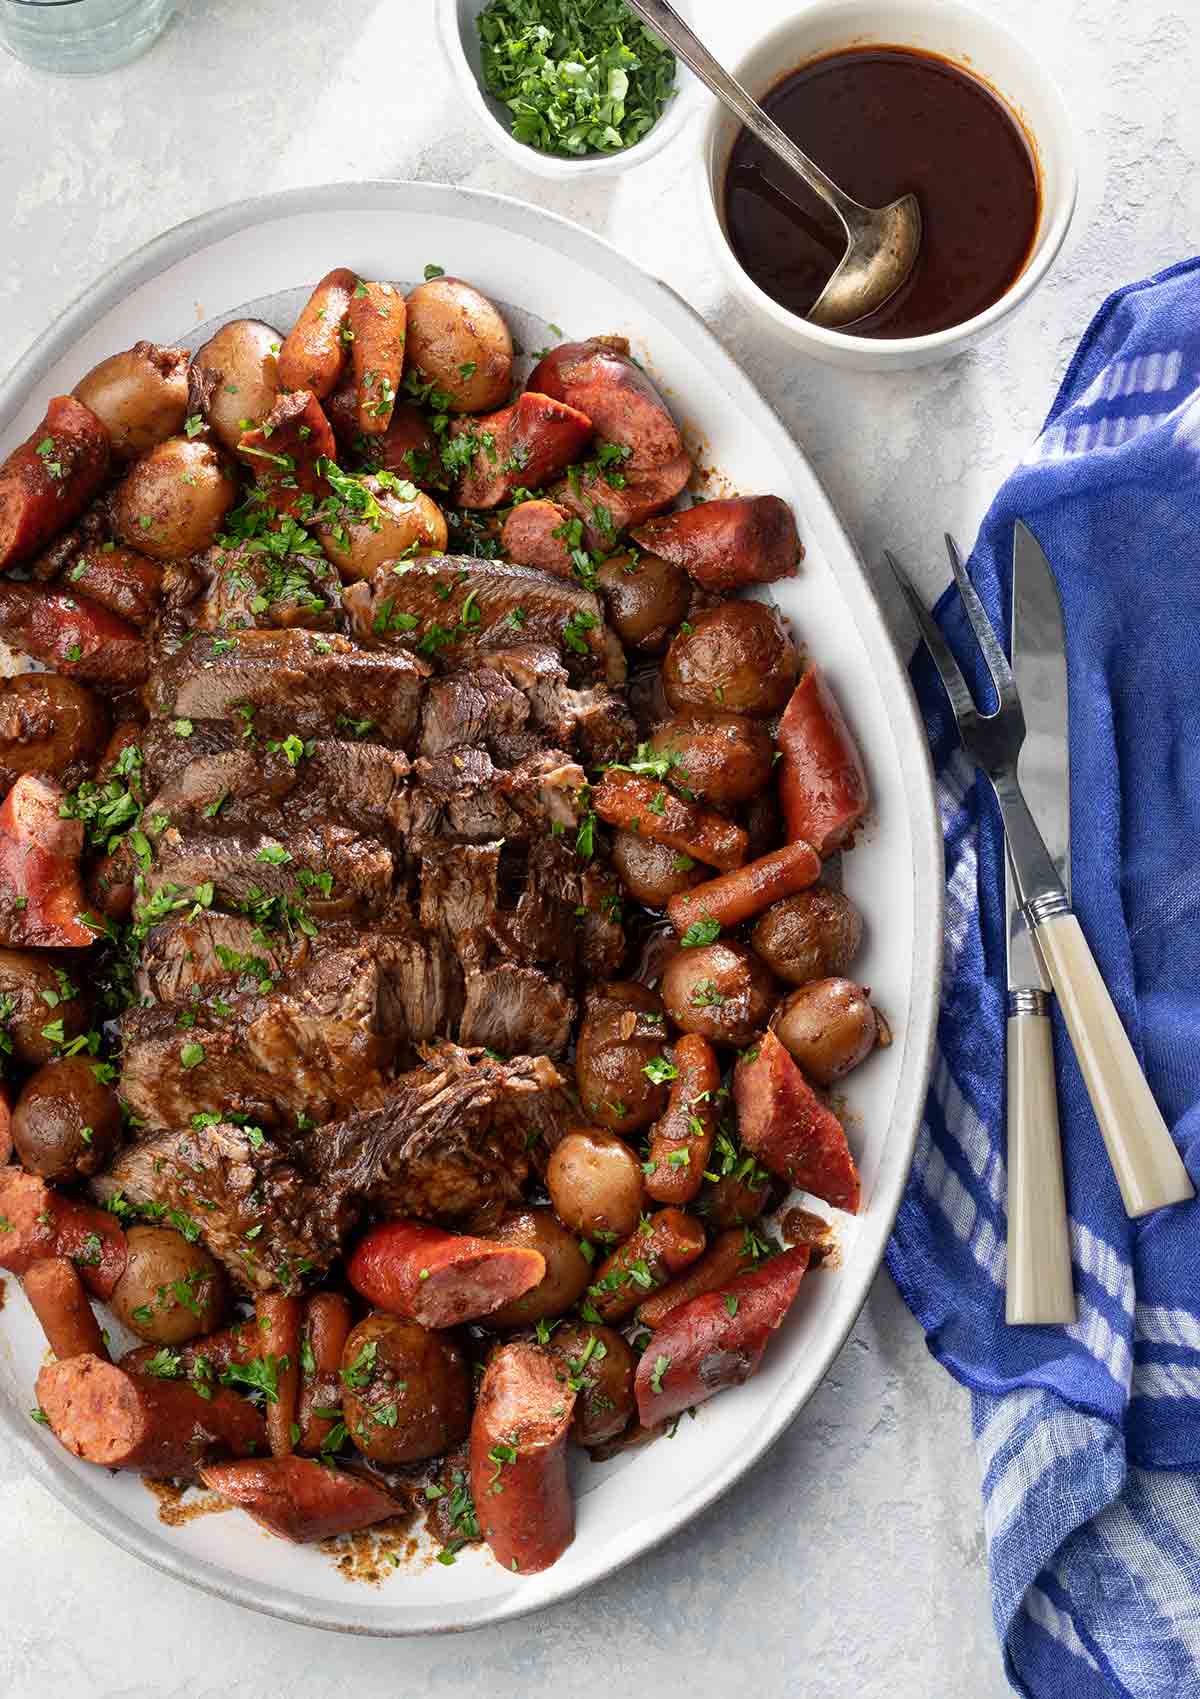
724 45 1040 338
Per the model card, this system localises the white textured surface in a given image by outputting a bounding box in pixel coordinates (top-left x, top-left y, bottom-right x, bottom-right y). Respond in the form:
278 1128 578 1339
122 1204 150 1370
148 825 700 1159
0 0 1174 1689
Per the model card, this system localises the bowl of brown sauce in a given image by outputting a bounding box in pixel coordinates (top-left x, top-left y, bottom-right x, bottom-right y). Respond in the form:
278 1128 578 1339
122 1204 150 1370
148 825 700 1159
702 0 1076 369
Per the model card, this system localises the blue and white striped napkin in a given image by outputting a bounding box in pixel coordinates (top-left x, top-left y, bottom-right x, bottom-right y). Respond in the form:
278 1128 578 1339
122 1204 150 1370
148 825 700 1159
886 258 1200 1698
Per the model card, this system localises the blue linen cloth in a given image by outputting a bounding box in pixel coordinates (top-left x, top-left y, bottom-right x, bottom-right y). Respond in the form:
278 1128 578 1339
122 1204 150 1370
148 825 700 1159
885 258 1200 1698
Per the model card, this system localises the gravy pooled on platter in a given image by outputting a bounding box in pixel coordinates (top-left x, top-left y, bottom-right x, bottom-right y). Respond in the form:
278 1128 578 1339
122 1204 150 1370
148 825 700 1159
724 44 1040 338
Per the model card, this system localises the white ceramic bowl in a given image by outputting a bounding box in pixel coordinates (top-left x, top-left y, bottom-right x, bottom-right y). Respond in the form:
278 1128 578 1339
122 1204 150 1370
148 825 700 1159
437 0 703 179
701 0 1078 371
0 181 941 1632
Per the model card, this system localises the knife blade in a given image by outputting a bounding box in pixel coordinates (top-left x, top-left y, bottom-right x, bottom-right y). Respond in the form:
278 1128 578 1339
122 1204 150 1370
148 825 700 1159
1007 519 1070 987
1004 518 1075 1323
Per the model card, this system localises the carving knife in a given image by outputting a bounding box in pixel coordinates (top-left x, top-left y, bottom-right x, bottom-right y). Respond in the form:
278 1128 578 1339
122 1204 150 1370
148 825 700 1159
1005 520 1075 1324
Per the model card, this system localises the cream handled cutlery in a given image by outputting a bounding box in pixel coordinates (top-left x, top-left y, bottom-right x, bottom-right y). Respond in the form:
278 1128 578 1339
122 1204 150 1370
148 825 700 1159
1004 523 1074 1323
888 533 1194 1222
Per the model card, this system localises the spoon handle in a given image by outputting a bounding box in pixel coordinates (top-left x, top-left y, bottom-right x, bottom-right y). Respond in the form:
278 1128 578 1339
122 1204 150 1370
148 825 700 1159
624 0 858 228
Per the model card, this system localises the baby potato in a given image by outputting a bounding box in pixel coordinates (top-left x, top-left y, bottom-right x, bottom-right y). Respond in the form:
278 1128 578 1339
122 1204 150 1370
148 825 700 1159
772 977 886 1085
648 712 774 807
0 673 108 788
546 1321 636 1447
611 829 706 909
111 436 237 560
10 1055 122 1184
317 478 447 580
661 940 776 1047
663 601 798 717
404 277 513 413
191 318 281 454
596 551 690 652
751 888 864 986
341 1312 471 1464
109 1226 226 1345
485 1208 591 1327
0 950 91 1065
575 981 672 1136
547 1125 645 1241
73 341 189 461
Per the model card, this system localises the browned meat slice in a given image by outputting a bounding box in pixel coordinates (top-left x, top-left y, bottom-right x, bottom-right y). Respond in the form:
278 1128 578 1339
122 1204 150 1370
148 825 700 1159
144 821 396 920
175 544 342 634
418 840 501 971
144 740 410 842
344 556 624 686
135 910 289 1004
92 1120 357 1294
308 1044 572 1222
418 670 531 760
571 690 636 766
578 862 626 977
145 629 428 749
476 645 634 765
500 499 575 577
139 718 242 789
406 748 524 843
119 936 427 1130
499 750 587 833
459 967 575 1058
549 453 693 553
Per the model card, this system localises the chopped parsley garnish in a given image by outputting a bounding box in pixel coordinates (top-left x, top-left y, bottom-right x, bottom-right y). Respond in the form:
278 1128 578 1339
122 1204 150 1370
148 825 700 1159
477 0 676 158
679 916 721 948
643 1054 678 1085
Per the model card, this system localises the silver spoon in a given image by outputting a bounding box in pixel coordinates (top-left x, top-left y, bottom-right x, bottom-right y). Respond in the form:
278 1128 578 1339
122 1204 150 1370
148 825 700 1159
626 0 922 329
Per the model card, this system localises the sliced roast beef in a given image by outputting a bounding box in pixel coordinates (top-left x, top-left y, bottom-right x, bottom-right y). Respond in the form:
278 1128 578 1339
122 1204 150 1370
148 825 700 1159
306 1044 572 1222
145 740 409 842
145 629 428 748
135 910 290 1005
139 718 242 790
418 669 531 760
344 556 624 686
92 1121 356 1294
120 936 426 1131
144 822 396 921
418 840 501 971
459 967 574 1058
406 748 524 843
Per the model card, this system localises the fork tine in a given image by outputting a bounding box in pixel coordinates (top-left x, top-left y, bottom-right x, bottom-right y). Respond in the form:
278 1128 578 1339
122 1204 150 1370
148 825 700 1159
883 549 979 732
943 534 1017 708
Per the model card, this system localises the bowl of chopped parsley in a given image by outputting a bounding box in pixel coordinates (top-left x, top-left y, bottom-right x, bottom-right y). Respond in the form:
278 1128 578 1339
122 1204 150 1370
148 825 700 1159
438 0 701 176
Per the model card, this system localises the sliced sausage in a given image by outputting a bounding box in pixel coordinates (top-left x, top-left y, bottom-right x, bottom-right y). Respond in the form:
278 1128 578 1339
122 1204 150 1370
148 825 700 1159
199 1455 403 1544
297 1291 352 1455
550 452 692 552
733 1028 860 1213
348 280 407 435
55 543 163 625
631 495 801 591
643 1034 720 1206
0 1168 126 1296
0 582 145 688
277 267 358 399
346 1219 546 1327
257 1292 302 1458
593 769 747 873
0 396 110 571
637 1228 760 1328
452 392 592 510
634 1245 812 1426
36 1353 265 1475
0 775 92 948
527 337 683 471
666 842 822 938
237 389 336 522
469 1340 576 1574
777 668 869 855
500 499 575 578
22 1257 107 1360
588 1207 706 1323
